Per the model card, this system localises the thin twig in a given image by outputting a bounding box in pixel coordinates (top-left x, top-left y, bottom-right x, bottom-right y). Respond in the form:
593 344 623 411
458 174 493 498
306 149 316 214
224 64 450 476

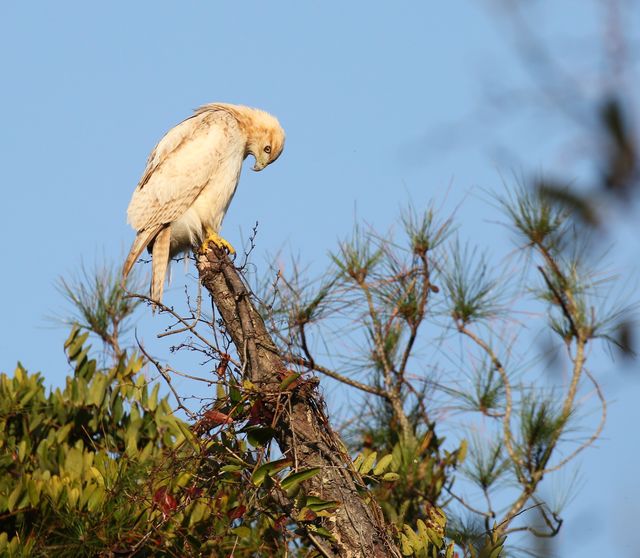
284 354 387 398
135 333 196 419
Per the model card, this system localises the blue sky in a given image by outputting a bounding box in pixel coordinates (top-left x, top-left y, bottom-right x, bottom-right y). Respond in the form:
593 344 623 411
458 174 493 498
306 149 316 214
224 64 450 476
1 2 638 556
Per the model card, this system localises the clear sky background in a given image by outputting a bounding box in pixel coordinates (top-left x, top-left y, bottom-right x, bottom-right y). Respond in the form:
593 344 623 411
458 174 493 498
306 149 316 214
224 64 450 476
1 2 638 556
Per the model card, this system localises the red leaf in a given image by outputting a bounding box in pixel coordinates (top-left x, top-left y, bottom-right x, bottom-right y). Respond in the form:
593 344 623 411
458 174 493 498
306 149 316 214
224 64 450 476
248 398 274 426
228 505 246 520
204 410 234 425
216 353 230 377
153 488 178 514
185 485 202 499
273 515 288 532
301 509 317 521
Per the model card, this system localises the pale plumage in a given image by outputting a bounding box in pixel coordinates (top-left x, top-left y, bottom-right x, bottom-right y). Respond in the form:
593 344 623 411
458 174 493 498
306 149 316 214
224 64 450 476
123 103 285 303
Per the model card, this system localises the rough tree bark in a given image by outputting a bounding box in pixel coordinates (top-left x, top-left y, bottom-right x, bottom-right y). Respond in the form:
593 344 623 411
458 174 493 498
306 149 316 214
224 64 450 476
197 247 402 558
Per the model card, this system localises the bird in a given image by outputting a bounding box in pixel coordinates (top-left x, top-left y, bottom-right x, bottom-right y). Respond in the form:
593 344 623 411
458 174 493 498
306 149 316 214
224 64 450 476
122 103 285 304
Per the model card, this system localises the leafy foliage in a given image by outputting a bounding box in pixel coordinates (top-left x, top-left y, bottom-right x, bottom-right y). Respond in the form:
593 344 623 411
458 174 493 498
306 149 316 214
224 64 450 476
0 329 296 557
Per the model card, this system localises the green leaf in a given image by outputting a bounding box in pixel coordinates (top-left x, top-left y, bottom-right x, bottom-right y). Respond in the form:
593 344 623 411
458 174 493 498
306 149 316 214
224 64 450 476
359 451 377 475
245 426 276 447
281 467 321 491
305 496 340 512
279 372 301 391
251 458 291 487
400 533 413 556
148 382 160 411
189 501 210 527
175 420 199 451
373 453 393 475
458 438 468 463
232 526 252 538
17 440 28 462
87 485 105 512
55 423 73 444
7 485 22 512
417 519 430 546
88 373 108 406
65 447 84 479
382 472 400 482
27 479 40 506
229 384 242 404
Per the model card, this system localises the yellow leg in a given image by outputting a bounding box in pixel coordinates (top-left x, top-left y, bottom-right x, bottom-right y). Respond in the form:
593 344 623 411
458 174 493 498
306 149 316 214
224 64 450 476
200 228 235 255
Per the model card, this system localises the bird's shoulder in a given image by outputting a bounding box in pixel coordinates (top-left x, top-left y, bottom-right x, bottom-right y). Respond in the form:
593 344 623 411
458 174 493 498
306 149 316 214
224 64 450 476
138 109 240 190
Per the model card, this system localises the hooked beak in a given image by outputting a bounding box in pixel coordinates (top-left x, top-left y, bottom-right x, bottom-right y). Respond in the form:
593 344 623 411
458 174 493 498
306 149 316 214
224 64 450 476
253 159 267 172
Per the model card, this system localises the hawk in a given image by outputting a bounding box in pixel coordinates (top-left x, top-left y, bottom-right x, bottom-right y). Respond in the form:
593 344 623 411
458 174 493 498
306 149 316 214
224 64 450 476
122 103 285 303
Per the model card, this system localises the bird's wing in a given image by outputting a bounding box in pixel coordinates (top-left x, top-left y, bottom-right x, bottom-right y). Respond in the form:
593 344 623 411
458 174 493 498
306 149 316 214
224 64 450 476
122 225 163 281
127 109 240 232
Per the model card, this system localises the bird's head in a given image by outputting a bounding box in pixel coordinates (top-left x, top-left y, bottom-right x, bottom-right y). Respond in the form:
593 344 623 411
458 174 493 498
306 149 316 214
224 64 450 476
245 110 286 172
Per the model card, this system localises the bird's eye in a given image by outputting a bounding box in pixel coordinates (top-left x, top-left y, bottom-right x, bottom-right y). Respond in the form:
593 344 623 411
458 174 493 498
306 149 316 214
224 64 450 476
263 145 272 154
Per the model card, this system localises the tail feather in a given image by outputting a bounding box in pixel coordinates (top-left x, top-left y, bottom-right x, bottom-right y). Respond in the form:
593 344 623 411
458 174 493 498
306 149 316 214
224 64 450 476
151 226 172 304
122 226 162 283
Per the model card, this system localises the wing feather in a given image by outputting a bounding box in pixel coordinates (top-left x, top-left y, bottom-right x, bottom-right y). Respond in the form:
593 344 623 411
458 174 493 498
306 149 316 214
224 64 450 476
122 225 163 282
127 109 240 232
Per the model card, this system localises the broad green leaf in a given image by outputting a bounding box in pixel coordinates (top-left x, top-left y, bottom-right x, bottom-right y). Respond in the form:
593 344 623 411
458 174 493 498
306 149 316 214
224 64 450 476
359 451 377 475
189 501 210 527
17 440 28 462
216 383 226 400
87 485 105 512
281 467 321 491
55 423 73 444
426 527 442 548
373 453 393 475
391 443 403 472
7 485 22 512
305 496 340 512
400 533 413 556
279 372 301 391
417 518 429 545
65 447 84 479
382 472 400 481
148 382 160 411
232 526 252 538
88 373 108 406
251 458 291 487
229 385 242 404
246 426 276 447
27 478 40 506
66 486 80 509
403 524 422 551
175 420 199 450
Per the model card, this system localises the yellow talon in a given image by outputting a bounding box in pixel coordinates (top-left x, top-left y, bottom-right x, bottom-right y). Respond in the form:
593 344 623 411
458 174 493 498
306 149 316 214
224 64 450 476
200 229 235 255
